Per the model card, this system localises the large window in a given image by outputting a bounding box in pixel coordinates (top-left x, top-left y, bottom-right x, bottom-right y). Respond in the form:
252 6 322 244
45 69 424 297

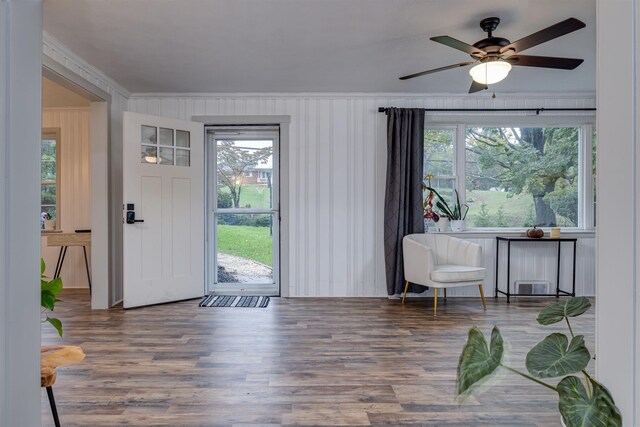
41 128 60 227
424 122 595 229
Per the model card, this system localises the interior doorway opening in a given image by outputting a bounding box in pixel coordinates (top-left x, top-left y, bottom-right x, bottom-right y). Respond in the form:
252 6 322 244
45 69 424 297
41 59 112 309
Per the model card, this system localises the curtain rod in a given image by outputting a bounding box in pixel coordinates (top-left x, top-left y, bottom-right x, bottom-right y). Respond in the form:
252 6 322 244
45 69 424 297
377 107 596 115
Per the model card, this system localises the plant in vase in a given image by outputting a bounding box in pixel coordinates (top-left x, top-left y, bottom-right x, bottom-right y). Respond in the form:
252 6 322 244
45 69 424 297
456 297 621 427
423 174 447 231
41 211 55 230
41 258 64 336
424 181 469 231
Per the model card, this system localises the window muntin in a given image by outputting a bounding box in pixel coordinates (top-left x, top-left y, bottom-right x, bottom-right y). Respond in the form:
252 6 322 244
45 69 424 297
424 122 594 230
141 125 191 166
41 129 60 227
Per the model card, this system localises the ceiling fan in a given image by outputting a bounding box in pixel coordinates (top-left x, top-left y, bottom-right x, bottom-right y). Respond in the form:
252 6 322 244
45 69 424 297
400 17 586 93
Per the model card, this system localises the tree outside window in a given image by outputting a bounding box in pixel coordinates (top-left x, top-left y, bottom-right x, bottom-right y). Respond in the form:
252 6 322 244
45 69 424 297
465 127 579 228
41 129 60 228
424 124 591 229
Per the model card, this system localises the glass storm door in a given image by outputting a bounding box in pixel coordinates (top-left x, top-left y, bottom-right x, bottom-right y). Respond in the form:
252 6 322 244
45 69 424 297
207 127 279 295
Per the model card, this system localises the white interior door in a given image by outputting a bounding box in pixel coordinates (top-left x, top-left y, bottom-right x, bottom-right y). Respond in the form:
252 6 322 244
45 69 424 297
123 112 204 308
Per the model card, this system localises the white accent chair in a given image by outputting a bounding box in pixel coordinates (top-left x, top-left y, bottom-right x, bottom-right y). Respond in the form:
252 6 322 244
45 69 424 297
402 234 487 316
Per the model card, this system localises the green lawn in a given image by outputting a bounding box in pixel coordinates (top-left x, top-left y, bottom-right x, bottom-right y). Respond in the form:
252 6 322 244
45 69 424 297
217 224 273 265
219 185 272 209
465 190 534 227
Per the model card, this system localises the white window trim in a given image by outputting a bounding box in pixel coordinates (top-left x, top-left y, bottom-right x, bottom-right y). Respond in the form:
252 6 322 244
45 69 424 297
425 115 596 231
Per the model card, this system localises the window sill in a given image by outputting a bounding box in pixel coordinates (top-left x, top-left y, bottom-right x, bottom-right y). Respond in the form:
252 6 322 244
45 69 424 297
429 228 596 239
41 229 62 234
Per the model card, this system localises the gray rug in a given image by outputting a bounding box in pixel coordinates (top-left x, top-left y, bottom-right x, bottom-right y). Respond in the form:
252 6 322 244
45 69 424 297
199 295 270 308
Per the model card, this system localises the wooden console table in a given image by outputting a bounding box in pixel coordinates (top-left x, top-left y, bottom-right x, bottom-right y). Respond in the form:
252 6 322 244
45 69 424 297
495 236 577 303
46 232 92 293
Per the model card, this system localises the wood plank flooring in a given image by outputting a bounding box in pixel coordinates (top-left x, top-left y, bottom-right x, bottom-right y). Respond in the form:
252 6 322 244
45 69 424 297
42 290 594 426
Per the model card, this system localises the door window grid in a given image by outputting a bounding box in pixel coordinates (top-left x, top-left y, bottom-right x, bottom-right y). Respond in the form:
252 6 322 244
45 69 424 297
141 125 191 166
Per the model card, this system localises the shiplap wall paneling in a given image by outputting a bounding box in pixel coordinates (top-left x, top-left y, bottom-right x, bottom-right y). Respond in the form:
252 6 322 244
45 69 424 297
41 107 91 288
128 94 596 297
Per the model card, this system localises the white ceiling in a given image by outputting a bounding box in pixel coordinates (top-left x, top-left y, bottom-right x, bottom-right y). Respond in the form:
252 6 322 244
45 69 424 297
43 0 596 94
42 77 91 108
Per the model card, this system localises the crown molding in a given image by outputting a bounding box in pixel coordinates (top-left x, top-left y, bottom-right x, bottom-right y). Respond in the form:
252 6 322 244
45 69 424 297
43 31 130 98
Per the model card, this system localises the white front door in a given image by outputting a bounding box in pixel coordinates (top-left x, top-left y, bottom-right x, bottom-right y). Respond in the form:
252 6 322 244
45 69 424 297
123 112 204 308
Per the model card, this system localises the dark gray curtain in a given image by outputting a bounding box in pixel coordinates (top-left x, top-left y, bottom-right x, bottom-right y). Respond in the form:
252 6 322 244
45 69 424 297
384 108 425 295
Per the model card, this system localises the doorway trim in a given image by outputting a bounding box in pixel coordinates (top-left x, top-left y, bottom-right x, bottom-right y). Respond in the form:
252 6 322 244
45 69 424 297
42 54 113 309
193 115 290 297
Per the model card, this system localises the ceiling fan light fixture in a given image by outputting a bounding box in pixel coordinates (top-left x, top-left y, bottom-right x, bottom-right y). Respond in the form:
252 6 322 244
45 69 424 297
469 61 512 85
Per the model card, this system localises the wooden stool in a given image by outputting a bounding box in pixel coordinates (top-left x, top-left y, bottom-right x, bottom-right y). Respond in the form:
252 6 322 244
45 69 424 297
41 345 85 427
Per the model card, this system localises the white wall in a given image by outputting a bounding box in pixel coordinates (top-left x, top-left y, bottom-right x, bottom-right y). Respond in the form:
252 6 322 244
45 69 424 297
0 1 42 426
43 33 130 304
596 0 640 423
41 107 92 288
129 93 596 297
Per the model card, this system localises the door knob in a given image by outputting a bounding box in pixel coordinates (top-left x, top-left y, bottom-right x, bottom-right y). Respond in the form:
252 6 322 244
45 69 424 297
125 204 145 224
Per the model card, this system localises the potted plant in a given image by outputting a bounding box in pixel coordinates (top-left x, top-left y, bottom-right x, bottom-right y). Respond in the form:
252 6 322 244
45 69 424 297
456 297 621 427
425 186 469 232
42 212 55 231
41 259 63 336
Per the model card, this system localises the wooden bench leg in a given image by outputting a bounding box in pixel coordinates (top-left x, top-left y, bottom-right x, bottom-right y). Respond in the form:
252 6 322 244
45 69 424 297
46 386 61 427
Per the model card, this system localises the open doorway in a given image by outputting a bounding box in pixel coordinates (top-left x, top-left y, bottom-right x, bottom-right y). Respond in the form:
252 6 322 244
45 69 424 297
41 61 112 309
40 77 92 297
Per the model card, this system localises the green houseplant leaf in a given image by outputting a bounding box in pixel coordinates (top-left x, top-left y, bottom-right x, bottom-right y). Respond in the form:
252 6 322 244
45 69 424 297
537 297 592 325
457 326 504 395
41 277 63 294
558 376 622 427
40 259 63 336
526 333 590 378
41 289 57 311
45 316 63 337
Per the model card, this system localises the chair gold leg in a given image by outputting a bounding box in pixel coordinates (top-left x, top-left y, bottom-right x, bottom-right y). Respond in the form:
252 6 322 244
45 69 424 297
402 280 409 304
479 284 487 311
433 288 438 317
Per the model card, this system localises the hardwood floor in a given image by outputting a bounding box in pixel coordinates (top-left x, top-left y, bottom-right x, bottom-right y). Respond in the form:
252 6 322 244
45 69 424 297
42 290 594 426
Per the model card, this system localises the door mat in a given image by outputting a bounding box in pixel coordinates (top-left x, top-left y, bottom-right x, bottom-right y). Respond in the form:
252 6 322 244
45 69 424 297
199 295 270 308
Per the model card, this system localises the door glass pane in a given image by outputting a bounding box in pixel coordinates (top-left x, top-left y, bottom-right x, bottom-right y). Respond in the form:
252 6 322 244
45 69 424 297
216 140 273 209
159 127 173 146
176 130 190 148
142 125 157 144
216 214 273 283
141 145 158 164
176 149 190 166
159 147 174 165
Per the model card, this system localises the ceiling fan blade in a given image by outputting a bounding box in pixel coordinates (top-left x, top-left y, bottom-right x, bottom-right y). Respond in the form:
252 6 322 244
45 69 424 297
506 55 583 70
469 80 488 94
500 18 585 54
430 36 487 57
399 61 475 80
